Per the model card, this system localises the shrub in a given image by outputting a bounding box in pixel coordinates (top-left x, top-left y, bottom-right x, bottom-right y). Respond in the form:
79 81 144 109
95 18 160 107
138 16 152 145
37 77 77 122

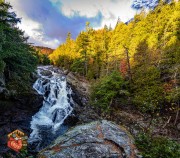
135 133 180 158
90 71 129 112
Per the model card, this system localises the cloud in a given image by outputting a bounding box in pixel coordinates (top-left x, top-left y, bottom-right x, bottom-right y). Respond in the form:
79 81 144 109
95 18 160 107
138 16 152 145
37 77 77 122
7 0 136 48
60 0 136 28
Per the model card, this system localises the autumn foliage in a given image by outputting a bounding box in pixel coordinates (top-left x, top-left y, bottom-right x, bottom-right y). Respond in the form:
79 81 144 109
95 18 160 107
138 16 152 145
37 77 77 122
50 2 180 115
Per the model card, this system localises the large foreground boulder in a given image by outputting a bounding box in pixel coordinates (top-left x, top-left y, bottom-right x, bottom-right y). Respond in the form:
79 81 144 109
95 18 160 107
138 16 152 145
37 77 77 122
38 120 138 158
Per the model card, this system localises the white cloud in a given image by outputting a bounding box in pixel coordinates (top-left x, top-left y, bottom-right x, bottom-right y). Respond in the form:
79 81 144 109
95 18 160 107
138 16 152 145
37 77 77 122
6 0 61 48
60 0 136 28
17 18 42 39
18 18 60 48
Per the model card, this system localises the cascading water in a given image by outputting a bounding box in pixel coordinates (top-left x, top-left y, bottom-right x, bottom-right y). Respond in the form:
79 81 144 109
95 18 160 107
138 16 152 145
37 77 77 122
28 66 74 152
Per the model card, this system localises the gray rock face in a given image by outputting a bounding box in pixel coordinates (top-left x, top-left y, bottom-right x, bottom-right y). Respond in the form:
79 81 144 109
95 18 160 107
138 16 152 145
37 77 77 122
38 120 138 158
0 73 5 87
67 72 90 106
65 72 100 125
0 73 5 94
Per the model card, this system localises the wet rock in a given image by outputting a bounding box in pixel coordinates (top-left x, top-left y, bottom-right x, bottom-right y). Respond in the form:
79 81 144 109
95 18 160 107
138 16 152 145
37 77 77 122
28 125 54 152
40 70 52 77
63 70 69 75
0 87 5 93
52 109 66 123
0 73 5 87
38 120 138 158
63 113 79 126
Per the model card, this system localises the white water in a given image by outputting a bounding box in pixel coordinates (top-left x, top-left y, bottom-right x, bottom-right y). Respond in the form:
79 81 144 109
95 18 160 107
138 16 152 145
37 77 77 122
28 66 73 151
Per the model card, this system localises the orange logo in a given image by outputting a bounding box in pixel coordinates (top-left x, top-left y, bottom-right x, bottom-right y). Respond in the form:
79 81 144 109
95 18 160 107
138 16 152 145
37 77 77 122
7 129 28 152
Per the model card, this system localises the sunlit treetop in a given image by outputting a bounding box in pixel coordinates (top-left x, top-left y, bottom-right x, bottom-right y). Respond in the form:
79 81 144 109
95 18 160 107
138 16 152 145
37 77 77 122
0 0 5 4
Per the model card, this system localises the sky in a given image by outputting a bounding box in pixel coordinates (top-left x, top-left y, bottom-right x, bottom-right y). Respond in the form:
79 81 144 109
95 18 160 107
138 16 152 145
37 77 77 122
6 0 137 49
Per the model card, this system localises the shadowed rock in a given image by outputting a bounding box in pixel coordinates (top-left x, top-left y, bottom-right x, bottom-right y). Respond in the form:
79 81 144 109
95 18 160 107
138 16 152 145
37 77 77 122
0 91 43 154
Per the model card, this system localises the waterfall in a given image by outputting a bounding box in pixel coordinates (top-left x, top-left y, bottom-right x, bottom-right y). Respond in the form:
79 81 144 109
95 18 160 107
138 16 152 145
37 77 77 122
28 66 74 151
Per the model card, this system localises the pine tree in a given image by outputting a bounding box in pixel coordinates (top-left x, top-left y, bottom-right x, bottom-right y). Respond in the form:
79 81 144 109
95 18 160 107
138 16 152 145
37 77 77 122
0 2 37 91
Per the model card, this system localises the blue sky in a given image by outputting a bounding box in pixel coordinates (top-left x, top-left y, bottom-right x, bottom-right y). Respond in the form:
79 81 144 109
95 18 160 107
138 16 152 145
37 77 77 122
7 0 136 48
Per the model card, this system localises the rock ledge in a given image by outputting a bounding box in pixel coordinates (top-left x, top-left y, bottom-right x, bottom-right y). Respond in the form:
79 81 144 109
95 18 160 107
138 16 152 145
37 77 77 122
38 120 138 158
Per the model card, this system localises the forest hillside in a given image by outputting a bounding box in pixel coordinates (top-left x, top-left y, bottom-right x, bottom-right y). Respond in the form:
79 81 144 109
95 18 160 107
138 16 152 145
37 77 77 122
50 1 180 115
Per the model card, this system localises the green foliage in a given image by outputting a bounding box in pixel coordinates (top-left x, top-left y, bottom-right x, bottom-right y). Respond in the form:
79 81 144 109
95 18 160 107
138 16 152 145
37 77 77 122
0 60 5 72
36 52 50 65
70 58 85 75
90 71 129 112
132 40 164 113
135 133 180 158
19 148 28 157
0 2 37 91
2 148 35 158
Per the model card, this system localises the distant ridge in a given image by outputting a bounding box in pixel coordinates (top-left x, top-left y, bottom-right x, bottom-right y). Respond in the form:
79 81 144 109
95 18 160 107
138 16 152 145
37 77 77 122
34 46 54 56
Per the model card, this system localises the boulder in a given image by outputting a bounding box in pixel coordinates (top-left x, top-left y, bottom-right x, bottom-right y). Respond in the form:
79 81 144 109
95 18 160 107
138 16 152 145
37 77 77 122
63 70 69 75
38 120 138 158
40 70 53 77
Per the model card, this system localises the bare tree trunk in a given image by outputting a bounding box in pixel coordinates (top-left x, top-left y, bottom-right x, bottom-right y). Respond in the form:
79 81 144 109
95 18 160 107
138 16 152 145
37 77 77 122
106 53 109 75
115 47 118 71
124 46 133 82
174 100 179 125
173 68 179 125
84 51 88 77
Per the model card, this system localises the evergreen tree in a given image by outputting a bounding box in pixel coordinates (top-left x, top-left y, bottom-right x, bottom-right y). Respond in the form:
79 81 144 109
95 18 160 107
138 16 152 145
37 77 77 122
0 2 37 91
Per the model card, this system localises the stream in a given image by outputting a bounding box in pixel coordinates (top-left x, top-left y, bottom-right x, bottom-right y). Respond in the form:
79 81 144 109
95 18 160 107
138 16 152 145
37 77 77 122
28 66 74 152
